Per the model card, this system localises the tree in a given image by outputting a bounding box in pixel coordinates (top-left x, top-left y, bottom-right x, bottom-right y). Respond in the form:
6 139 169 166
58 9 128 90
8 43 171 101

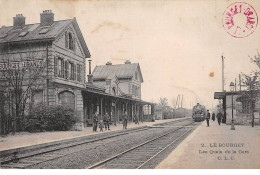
0 46 47 134
159 97 168 107
251 51 260 69
241 51 260 127
157 97 173 119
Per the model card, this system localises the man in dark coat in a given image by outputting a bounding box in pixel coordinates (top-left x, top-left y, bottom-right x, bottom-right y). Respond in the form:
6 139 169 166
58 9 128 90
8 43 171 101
93 111 98 132
217 112 223 125
134 114 139 125
104 112 111 130
206 110 210 127
123 111 128 130
212 112 215 121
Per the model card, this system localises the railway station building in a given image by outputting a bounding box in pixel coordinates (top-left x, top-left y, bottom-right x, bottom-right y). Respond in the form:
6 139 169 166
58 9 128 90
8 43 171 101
0 10 154 132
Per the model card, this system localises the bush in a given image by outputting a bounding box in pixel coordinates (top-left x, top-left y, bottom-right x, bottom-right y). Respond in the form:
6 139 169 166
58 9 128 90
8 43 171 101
163 110 173 119
24 103 76 132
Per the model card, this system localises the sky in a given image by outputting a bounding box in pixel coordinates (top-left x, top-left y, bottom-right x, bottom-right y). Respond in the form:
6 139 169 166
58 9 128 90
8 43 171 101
0 0 259 109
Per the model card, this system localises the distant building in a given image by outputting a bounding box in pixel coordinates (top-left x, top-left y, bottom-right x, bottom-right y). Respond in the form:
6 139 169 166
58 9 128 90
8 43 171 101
154 104 190 120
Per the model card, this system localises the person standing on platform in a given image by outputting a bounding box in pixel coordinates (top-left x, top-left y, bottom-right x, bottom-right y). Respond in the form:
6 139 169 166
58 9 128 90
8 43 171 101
123 111 128 130
93 111 98 132
134 114 139 125
206 110 210 127
99 119 104 132
104 112 111 130
212 112 215 121
217 112 223 125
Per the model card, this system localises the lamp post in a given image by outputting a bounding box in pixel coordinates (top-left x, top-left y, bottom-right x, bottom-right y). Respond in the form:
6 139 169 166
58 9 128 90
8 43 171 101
230 82 235 130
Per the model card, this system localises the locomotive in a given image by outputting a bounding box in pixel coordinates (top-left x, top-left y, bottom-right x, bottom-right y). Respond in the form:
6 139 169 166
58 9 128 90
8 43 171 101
192 103 206 122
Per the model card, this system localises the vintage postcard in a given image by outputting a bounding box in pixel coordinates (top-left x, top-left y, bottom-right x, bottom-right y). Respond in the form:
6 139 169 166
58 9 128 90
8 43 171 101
0 0 259 171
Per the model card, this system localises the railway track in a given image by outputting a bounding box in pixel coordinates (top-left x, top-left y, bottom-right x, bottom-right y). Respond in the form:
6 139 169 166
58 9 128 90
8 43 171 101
0 127 149 169
87 120 195 169
0 118 195 169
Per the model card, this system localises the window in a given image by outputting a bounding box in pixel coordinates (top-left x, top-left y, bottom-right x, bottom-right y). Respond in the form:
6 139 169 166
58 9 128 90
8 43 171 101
60 60 78 81
69 62 73 80
39 28 49 34
54 57 57 77
54 57 80 82
77 64 81 82
143 105 151 115
65 61 68 79
65 31 75 51
135 72 138 80
68 33 74 50
57 57 64 78
112 87 116 95
58 58 62 76
71 62 74 80
73 64 76 80
59 91 75 110
19 31 28 37
32 90 43 105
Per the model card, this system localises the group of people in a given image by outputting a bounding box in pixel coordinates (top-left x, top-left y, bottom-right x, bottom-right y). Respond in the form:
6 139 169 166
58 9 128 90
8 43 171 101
92 111 140 132
92 111 111 132
206 110 223 127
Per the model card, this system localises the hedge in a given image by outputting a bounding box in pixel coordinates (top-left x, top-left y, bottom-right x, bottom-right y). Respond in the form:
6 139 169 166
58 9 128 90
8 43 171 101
24 103 76 132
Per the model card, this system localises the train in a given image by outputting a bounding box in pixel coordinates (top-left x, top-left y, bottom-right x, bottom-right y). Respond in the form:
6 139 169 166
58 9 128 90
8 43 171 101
192 103 206 122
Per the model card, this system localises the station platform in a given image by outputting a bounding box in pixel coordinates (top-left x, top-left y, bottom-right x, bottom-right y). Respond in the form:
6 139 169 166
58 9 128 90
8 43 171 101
0 118 188 152
156 120 260 169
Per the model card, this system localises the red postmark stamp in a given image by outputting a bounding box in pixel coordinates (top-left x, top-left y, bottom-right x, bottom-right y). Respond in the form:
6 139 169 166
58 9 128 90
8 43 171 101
222 2 258 38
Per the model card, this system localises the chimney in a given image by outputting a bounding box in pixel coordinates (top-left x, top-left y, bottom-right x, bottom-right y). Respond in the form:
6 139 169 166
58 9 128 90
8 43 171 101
13 14 25 29
40 10 54 26
125 60 131 64
106 61 112 65
88 74 93 84
87 59 93 84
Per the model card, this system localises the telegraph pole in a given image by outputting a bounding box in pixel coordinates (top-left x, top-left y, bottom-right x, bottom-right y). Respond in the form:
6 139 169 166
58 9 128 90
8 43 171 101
239 74 241 91
221 54 225 92
235 78 237 91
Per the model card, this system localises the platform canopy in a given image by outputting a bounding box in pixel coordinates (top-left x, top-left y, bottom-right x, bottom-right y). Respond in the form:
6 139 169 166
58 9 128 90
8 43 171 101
214 92 226 99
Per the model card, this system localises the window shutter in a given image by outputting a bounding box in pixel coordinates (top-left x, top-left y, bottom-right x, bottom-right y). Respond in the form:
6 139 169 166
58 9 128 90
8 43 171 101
65 61 68 79
74 64 77 80
76 65 79 81
54 57 58 77
79 65 81 82
71 63 74 80
61 59 65 78
65 32 68 48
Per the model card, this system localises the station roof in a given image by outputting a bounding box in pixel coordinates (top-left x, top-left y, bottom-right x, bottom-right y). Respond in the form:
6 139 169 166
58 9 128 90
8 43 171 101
214 91 254 99
83 83 154 105
214 92 226 99
92 63 144 82
0 18 90 58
